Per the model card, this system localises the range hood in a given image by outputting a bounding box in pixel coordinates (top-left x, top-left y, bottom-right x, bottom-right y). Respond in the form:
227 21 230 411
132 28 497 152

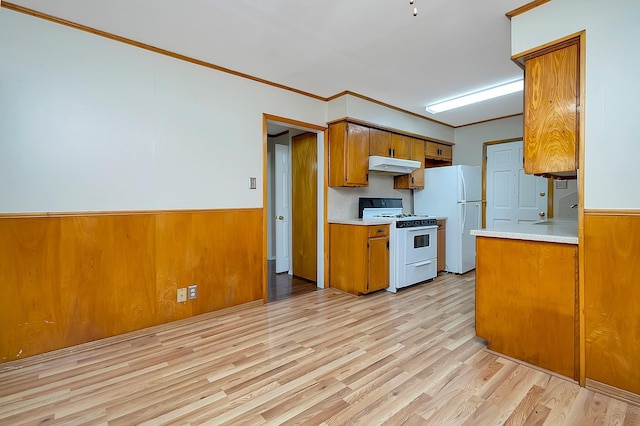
368 155 421 175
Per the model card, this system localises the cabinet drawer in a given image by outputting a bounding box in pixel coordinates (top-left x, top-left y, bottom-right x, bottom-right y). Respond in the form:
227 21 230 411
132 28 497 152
398 258 437 288
368 225 389 238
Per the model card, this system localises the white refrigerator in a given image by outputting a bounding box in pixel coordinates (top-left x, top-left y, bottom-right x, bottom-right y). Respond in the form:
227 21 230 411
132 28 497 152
413 165 482 274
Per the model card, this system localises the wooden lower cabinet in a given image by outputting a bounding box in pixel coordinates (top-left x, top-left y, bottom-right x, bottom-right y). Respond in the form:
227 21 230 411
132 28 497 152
437 219 446 272
329 223 389 295
475 236 578 379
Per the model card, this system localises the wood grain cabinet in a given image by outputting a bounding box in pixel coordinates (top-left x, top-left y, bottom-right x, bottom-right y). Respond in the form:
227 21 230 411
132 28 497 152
329 121 369 187
523 40 579 176
329 224 389 295
369 129 411 160
436 219 446 272
425 142 453 168
475 237 578 379
394 138 425 189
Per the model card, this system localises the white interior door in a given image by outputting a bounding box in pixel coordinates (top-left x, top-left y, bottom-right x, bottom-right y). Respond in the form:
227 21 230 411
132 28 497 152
486 141 548 227
274 144 291 273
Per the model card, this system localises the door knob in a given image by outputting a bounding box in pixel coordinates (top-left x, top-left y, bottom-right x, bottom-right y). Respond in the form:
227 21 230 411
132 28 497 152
278 215 284 220
539 212 546 217
539 192 546 196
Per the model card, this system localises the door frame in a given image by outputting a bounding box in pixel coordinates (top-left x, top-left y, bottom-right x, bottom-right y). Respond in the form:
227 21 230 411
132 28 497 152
482 138 553 228
263 114 327 303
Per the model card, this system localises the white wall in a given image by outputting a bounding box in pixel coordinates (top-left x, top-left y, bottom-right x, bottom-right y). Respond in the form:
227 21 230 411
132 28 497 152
0 9 327 212
453 115 523 166
331 94 454 143
328 174 414 219
511 0 640 209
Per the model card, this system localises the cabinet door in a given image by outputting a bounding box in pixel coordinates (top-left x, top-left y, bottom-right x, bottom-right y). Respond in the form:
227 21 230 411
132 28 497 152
440 144 452 161
368 236 389 292
369 128 391 157
524 43 578 174
410 138 425 188
329 224 368 295
425 142 442 159
437 220 446 272
393 138 425 189
391 134 412 160
345 123 370 185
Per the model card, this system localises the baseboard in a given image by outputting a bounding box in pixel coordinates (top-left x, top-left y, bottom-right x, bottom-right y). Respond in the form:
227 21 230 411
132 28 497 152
0 299 263 372
586 379 640 406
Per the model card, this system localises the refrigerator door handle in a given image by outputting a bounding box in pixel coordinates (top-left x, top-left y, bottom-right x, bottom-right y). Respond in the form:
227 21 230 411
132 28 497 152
461 203 466 235
460 170 467 202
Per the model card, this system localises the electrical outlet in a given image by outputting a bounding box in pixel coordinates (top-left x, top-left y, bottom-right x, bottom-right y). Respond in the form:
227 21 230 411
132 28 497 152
188 284 198 300
177 288 187 303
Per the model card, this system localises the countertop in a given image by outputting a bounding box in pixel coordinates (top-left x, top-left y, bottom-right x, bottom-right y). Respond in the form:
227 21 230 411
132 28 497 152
471 220 578 245
328 218 392 226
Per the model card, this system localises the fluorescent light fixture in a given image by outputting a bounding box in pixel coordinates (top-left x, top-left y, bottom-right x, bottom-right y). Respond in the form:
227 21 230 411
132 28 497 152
425 79 524 114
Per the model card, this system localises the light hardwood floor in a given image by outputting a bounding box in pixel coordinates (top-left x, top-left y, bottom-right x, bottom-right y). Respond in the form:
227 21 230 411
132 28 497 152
1 272 638 425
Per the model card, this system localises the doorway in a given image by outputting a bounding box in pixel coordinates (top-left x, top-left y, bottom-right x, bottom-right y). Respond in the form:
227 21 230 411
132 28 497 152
264 116 325 302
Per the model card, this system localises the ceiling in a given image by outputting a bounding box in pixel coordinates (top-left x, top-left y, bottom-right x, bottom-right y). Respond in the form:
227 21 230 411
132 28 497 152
8 0 531 129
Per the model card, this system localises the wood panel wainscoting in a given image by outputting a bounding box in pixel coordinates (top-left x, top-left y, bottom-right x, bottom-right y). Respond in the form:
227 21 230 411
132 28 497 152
1 272 639 424
584 211 640 404
0 209 263 364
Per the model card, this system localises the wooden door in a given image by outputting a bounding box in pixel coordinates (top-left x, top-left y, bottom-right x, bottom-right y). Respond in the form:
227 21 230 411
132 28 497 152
524 43 578 174
292 133 317 282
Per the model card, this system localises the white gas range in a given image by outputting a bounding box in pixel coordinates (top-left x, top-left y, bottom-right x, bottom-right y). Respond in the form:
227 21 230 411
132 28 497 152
359 198 438 293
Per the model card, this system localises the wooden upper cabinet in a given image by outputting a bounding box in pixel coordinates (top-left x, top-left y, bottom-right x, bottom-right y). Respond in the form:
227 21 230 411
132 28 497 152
369 128 392 157
391 134 411 160
369 129 411 160
524 41 579 176
425 142 452 161
329 121 369 187
411 138 426 188
394 137 425 189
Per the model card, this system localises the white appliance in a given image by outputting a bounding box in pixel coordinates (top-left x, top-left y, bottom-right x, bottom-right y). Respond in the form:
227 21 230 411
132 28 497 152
413 165 482 274
360 198 438 293
368 155 421 175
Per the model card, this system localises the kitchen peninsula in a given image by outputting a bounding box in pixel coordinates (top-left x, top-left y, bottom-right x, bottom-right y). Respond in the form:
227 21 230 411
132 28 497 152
471 220 579 380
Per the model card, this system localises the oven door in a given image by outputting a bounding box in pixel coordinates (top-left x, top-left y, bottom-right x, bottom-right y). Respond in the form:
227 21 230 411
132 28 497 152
403 226 437 265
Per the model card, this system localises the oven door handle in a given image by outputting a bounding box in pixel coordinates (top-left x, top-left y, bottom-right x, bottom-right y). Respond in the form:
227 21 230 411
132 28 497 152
413 260 432 267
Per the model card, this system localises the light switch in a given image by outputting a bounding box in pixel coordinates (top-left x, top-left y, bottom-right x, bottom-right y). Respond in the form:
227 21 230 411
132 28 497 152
249 177 257 189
